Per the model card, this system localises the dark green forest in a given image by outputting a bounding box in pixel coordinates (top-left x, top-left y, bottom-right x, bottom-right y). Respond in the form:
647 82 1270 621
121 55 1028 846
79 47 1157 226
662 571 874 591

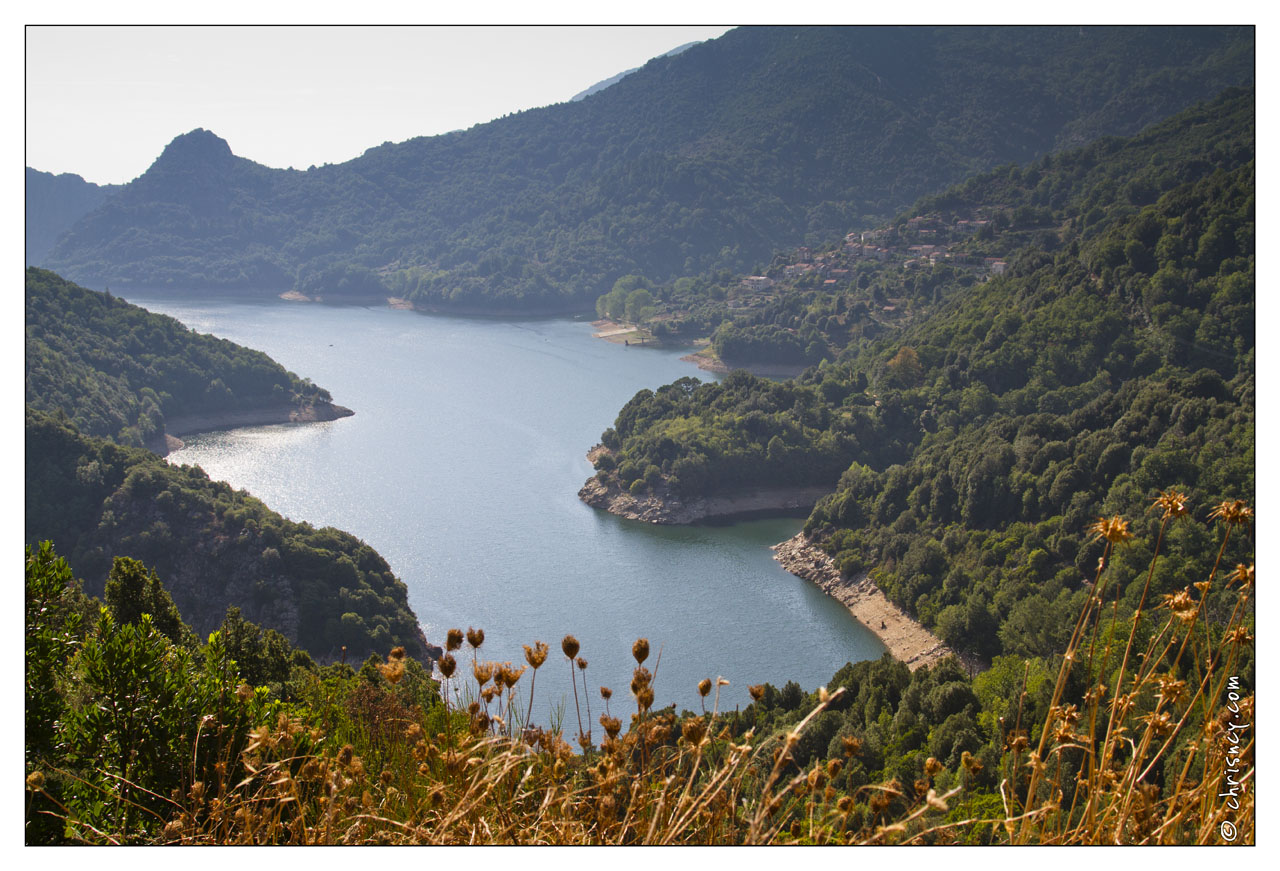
25 408 428 662
24 30 1254 845
588 89 1254 663
37 26 1252 310
26 267 338 447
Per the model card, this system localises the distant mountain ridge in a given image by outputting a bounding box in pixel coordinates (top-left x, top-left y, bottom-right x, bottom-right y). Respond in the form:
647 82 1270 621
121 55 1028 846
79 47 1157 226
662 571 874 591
26 168 120 265
570 40 701 101
37 26 1254 311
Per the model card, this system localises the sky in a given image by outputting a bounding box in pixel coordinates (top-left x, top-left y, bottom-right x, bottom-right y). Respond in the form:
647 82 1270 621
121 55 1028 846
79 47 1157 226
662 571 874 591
26 25 735 185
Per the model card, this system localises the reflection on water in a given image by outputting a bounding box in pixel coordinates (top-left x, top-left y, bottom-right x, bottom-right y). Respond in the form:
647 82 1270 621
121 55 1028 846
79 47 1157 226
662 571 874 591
133 294 885 714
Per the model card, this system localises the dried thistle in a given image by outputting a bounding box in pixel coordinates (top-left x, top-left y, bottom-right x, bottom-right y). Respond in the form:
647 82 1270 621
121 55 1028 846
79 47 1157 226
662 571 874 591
446 628 464 651
1228 563 1255 588
600 714 622 740
466 627 485 650
1209 499 1253 526
438 653 456 678
681 716 707 747
523 640 549 669
1152 488 1190 520
1088 515 1133 545
1162 589 1198 622
562 634 580 660
632 637 650 664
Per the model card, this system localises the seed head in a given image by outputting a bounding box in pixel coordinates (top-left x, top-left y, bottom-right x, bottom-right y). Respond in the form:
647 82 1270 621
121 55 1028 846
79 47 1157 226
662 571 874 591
748 684 765 703
1088 515 1133 545
446 628 464 652
636 686 655 712
1156 676 1187 707
1162 589 1198 622
1229 563 1255 588
1152 489 1190 520
1223 626 1252 647
632 638 650 664
378 660 405 684
600 686 613 701
472 661 493 686
524 640 549 669
681 716 707 747
698 678 712 698
600 714 622 739
389 646 406 662
466 627 485 650
631 667 652 695
25 771 44 792
577 656 588 671
562 634 580 659
1209 499 1253 527
438 653 456 678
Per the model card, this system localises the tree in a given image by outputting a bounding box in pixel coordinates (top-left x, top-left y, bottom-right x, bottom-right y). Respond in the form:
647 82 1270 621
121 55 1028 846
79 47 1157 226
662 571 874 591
103 556 189 646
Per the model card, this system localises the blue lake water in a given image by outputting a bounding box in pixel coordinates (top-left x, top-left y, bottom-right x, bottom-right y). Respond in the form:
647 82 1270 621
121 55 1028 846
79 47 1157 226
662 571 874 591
127 294 885 718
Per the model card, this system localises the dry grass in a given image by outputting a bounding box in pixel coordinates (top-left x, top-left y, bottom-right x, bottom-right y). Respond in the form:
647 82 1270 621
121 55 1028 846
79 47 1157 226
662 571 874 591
29 491 1252 845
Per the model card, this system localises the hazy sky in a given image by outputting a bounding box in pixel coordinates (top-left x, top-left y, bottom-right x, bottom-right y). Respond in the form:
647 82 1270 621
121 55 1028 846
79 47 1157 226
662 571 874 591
26 25 734 185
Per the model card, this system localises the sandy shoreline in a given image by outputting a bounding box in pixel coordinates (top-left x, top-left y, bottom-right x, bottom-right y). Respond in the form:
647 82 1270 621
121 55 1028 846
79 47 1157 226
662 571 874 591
773 532 982 673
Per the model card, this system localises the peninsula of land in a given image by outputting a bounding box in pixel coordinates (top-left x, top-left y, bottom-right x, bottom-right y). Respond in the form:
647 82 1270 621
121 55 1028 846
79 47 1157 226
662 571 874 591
579 461 830 525
148 401 353 455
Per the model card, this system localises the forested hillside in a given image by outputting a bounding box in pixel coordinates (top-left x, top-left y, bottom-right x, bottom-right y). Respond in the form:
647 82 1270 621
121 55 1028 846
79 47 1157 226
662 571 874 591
25 267 347 449
38 26 1252 310
586 89 1255 663
26 168 119 265
25 408 429 662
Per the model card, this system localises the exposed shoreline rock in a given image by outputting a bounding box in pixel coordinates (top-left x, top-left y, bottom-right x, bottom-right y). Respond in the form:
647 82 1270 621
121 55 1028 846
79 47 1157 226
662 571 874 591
578 460 831 524
679 350 807 379
772 532 983 673
147 401 354 457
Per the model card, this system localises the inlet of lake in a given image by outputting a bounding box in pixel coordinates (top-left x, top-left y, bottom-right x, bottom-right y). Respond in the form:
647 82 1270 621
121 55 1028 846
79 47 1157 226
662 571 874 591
126 294 885 719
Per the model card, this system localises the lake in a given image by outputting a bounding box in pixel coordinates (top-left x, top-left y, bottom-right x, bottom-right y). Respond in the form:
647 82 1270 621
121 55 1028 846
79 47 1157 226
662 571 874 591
126 294 885 719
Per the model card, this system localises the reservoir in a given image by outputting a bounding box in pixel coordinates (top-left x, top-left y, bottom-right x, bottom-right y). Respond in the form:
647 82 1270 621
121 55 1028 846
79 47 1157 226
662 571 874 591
126 294 885 717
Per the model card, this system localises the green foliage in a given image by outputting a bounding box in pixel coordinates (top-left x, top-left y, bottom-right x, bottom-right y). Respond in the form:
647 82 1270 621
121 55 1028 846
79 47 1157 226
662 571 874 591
104 556 190 646
594 371 871 499
25 268 333 446
25 541 444 844
596 90 1254 663
40 28 1252 309
25 409 428 662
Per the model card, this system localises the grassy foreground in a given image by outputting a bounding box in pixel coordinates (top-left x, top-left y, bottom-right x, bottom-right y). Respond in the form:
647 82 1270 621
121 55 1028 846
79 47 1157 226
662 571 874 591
25 491 1253 845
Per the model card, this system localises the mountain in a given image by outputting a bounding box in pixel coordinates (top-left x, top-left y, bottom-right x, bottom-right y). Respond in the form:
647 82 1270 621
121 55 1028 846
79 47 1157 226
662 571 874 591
583 88 1254 663
39 26 1253 311
25 267 351 451
26 168 120 265
569 41 701 101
